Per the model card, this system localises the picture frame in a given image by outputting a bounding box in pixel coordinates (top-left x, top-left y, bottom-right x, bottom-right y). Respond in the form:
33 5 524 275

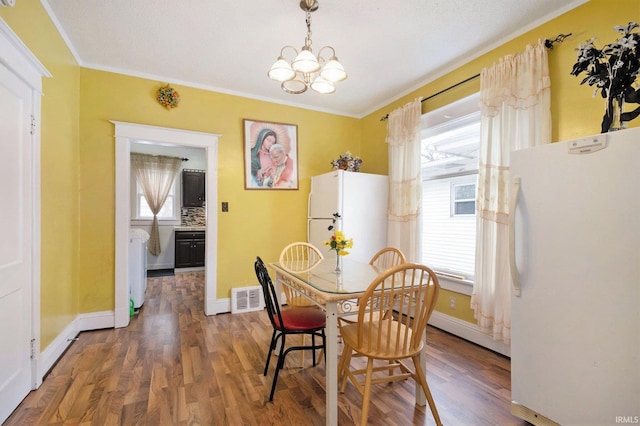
243 119 299 190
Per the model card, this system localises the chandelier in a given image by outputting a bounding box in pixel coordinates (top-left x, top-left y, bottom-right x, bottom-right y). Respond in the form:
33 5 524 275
267 0 347 94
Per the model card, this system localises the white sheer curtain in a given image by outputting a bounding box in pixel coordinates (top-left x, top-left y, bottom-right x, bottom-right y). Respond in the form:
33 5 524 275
471 40 551 343
385 97 423 262
131 153 182 256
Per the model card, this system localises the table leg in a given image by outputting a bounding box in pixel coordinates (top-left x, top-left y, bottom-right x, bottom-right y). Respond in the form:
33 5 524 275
325 302 338 426
273 272 283 305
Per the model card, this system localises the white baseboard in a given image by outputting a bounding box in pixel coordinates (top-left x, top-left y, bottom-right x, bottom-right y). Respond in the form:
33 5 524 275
147 263 173 270
39 318 80 380
209 297 231 315
428 311 511 357
38 310 115 381
77 310 115 331
174 267 205 273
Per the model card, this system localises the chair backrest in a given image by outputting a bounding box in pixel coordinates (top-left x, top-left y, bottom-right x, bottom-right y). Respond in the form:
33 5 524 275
369 247 407 271
279 242 324 273
278 243 325 307
356 263 440 357
254 256 284 331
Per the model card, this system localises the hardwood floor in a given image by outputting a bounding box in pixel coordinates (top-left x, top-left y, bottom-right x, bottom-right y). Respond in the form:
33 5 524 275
5 272 526 425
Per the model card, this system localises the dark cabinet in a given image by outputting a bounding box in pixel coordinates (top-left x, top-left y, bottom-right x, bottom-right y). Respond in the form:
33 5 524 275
174 231 205 268
182 169 205 207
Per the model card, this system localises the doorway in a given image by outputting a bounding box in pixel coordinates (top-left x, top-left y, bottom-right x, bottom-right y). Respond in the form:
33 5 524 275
113 121 220 327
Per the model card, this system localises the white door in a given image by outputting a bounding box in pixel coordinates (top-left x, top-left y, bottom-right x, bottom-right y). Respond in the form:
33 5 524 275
0 61 35 422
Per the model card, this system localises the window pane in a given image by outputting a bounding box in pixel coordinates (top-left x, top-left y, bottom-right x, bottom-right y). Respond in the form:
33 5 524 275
137 176 176 220
454 200 475 215
455 184 475 200
139 195 154 217
422 176 476 278
140 195 174 218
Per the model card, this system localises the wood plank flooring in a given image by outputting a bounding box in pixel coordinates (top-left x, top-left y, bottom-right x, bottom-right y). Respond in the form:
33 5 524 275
5 272 526 425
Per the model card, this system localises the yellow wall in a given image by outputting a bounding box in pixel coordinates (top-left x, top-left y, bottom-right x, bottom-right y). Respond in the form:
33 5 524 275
2 0 638 348
0 0 81 348
435 289 477 323
77 70 361 310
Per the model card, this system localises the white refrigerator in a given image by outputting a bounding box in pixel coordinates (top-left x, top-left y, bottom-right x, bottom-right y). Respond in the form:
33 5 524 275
509 127 640 425
308 170 388 264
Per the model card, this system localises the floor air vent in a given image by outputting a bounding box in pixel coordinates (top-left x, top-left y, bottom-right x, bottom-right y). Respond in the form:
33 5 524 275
231 286 264 314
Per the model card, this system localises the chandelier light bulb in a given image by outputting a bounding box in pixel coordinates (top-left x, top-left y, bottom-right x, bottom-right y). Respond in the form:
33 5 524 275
310 76 335 94
292 48 320 74
320 56 347 82
268 57 296 82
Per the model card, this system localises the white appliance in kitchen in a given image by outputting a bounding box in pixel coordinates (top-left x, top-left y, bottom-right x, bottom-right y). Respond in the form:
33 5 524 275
509 127 640 425
308 170 388 264
129 228 150 309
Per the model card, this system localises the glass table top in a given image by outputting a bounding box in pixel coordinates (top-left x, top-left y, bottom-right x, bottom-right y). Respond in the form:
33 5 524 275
270 256 383 296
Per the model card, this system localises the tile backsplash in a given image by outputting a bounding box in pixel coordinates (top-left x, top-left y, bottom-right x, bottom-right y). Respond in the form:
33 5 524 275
181 206 206 226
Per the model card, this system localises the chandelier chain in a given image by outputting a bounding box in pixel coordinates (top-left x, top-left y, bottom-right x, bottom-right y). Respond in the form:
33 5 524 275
305 12 313 49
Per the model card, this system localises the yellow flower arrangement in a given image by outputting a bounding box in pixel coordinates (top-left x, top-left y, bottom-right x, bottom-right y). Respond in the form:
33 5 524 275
324 230 354 256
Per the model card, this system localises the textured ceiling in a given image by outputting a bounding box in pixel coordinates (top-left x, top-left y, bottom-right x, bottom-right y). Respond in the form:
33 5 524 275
42 0 585 118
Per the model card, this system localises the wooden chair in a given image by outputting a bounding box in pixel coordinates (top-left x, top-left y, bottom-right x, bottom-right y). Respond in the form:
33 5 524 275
369 247 407 271
278 242 324 308
254 257 326 401
339 247 407 325
278 242 325 365
338 263 442 426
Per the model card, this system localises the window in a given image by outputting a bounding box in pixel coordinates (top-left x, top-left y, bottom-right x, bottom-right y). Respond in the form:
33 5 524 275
134 180 178 220
421 94 480 282
452 182 476 216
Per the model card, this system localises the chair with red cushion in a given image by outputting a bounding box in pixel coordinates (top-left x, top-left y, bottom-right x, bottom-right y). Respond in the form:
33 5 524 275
254 256 326 401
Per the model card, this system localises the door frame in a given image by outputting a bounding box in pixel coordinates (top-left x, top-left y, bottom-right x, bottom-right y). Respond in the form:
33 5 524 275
113 121 220 327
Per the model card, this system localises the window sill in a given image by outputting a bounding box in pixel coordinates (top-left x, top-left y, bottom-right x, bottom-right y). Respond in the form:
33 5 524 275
435 273 473 296
131 219 181 226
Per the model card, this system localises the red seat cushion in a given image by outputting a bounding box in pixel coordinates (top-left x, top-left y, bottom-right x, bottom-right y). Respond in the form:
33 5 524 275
274 307 326 331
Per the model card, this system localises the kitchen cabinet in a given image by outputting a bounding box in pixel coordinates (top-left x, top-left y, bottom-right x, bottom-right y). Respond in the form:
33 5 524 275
182 169 205 207
174 230 205 268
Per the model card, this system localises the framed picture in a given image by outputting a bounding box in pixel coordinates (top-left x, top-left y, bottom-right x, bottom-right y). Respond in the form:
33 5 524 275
243 119 299 190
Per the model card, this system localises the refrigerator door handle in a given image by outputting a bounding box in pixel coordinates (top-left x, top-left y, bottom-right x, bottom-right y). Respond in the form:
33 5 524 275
509 177 522 297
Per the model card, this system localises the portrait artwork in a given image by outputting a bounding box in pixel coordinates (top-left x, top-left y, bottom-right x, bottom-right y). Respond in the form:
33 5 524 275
243 119 299 190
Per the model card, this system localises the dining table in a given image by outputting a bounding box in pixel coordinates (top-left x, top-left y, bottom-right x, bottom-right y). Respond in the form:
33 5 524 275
269 256 427 426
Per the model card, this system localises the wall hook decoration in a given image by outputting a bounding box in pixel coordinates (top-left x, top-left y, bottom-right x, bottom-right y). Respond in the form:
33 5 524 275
156 84 180 110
